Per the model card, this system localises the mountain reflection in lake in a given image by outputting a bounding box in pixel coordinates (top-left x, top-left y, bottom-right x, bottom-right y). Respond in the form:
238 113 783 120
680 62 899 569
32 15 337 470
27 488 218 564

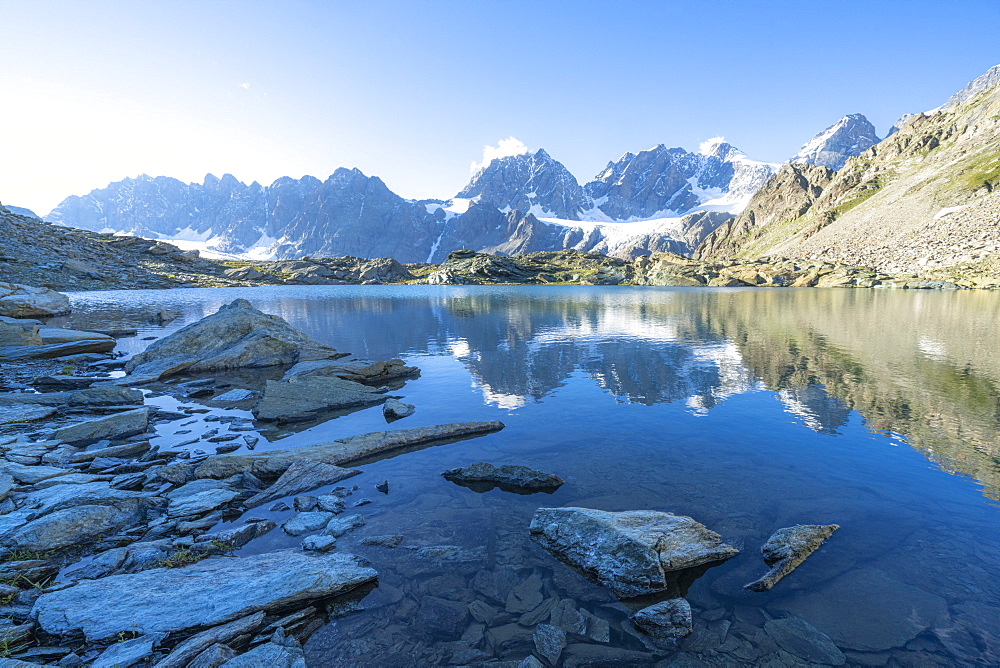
63 285 1000 665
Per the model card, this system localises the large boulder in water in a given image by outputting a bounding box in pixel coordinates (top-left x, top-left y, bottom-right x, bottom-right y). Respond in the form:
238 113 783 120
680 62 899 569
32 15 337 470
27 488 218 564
529 507 739 598
0 282 70 318
124 299 340 381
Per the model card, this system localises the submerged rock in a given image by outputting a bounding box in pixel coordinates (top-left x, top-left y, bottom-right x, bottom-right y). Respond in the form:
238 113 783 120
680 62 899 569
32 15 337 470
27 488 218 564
764 616 845 665
744 524 839 592
124 299 340 382
442 461 564 493
33 549 377 642
529 507 738 598
631 598 693 638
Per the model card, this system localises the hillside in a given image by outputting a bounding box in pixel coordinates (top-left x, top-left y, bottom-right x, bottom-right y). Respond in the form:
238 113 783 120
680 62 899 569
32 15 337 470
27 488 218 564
697 75 1000 286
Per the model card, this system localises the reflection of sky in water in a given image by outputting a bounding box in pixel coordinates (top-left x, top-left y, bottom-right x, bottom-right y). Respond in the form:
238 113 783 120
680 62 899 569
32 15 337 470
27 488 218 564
57 285 1000 665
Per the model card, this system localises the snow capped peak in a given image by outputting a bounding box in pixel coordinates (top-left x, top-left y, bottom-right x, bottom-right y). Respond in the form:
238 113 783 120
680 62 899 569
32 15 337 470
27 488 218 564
469 137 530 175
790 113 880 170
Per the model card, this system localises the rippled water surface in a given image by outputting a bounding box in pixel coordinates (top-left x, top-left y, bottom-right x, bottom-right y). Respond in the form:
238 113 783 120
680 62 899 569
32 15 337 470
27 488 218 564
60 285 1000 666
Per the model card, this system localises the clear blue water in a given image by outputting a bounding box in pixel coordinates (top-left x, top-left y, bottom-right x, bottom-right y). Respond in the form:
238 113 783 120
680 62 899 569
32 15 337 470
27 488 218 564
60 285 1000 665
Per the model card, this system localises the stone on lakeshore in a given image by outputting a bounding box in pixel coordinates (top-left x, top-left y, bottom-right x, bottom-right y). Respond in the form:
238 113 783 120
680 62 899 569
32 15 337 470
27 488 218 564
0 282 70 318
32 375 106 390
322 513 364 538
4 500 156 552
166 478 242 519
0 339 116 360
52 408 150 445
38 327 114 346
33 550 377 642
245 460 361 508
744 524 840 591
65 540 174 580
0 404 58 425
529 507 739 598
124 299 340 382
0 385 142 407
213 388 255 403
282 511 335 536
382 398 415 422
764 616 845 665
90 632 166 668
0 315 41 346
442 461 564 493
218 628 306 667
302 534 337 552
187 643 237 668
213 519 276 550
71 440 150 463
151 612 265 668
631 598 693 638
161 421 506 481
252 375 386 423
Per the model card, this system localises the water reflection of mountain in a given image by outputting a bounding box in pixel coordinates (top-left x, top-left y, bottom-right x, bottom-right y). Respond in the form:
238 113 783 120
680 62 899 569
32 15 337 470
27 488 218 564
267 291 762 412
69 286 1000 503
289 287 1000 504
708 289 1000 503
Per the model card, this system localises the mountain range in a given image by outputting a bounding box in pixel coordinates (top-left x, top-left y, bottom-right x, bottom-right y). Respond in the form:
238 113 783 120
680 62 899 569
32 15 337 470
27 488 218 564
44 138 785 262
29 63 1000 270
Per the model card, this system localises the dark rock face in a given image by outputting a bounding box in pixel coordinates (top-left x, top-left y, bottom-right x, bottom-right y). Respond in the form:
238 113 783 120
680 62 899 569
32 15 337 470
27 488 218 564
790 114 880 171
631 598 693 638
442 461 564 493
458 149 593 220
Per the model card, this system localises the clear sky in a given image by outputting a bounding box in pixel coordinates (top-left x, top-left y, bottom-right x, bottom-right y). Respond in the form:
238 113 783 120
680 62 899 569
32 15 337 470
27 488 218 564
2 0 998 215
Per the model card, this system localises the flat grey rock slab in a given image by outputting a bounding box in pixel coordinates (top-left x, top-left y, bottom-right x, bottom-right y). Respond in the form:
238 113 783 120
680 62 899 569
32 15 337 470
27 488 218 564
38 327 113 345
253 375 386 422
529 507 738 598
0 405 57 424
53 408 150 445
0 282 70 318
244 460 360 509
0 339 114 360
745 524 839 591
152 612 264 668
33 549 377 642
161 421 506 480
166 478 241 518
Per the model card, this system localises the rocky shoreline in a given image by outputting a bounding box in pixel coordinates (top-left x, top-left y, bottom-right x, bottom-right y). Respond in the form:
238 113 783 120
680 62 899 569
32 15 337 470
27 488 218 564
0 286 858 666
2 206 992 292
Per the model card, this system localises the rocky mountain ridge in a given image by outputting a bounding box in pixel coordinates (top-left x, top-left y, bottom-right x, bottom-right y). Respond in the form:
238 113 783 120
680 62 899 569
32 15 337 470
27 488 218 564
789 114 881 171
45 139 782 263
696 69 1000 282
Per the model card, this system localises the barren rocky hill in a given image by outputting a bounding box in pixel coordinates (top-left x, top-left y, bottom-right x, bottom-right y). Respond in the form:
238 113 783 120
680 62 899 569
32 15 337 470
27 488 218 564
697 75 1000 285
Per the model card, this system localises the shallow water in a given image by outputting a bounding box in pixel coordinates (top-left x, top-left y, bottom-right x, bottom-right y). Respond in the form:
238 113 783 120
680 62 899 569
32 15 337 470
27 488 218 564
60 285 1000 665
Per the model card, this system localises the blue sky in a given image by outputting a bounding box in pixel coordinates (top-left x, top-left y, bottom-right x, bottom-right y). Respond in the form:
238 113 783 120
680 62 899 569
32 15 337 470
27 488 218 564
2 0 998 214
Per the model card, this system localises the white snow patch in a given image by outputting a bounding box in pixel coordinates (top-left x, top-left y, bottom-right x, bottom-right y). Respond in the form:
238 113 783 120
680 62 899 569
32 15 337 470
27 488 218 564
933 205 968 220
698 136 728 155
444 198 473 215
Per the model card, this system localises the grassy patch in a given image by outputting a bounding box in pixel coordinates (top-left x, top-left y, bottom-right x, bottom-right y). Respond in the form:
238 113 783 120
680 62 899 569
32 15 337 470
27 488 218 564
157 549 212 569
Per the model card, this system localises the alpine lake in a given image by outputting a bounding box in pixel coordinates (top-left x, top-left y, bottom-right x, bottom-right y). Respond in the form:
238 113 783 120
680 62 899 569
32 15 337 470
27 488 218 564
50 285 1000 666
